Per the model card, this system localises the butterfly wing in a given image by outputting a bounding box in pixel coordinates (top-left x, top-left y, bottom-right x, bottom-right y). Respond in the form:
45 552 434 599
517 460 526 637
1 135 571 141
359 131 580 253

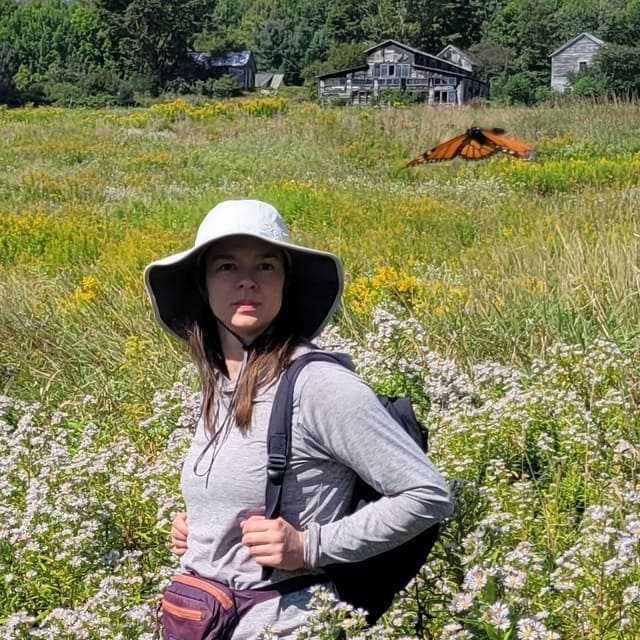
457 136 502 160
406 127 534 166
478 128 535 160
406 132 471 166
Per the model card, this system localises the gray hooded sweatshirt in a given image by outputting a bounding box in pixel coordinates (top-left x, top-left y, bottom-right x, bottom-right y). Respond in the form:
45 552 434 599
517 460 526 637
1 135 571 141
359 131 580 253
179 348 453 639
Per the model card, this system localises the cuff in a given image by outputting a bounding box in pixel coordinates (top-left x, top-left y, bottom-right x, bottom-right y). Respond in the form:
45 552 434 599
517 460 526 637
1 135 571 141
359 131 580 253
303 521 320 568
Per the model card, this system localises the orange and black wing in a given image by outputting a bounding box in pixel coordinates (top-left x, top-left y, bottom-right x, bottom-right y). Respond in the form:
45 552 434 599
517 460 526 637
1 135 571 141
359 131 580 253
407 127 534 166
406 132 472 166
456 133 503 160
472 127 535 160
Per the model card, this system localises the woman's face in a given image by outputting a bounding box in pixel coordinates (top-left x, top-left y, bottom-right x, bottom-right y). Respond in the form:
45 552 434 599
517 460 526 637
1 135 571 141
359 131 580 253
204 236 286 345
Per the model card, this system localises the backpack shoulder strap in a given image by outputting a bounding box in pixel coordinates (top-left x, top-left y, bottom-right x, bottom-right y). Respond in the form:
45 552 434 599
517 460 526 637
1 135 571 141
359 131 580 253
264 351 343 520
261 351 343 581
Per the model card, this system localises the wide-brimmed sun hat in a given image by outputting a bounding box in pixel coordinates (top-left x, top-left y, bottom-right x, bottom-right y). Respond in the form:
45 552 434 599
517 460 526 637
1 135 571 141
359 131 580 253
144 199 343 342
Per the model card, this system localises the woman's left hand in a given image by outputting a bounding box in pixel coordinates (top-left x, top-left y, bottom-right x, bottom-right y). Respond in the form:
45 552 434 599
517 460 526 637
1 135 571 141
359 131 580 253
240 515 305 570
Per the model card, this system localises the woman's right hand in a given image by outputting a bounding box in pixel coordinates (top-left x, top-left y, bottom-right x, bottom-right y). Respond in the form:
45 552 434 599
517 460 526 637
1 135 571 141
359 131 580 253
171 511 189 557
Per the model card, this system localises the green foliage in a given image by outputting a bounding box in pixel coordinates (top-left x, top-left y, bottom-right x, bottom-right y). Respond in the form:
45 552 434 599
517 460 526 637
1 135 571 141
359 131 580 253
253 18 290 73
0 41 19 106
211 74 243 98
569 67 608 97
468 37 515 84
378 88 421 105
565 42 640 99
593 42 640 97
3 0 640 105
93 0 212 92
361 0 419 43
325 0 370 44
2 0 71 76
491 70 544 105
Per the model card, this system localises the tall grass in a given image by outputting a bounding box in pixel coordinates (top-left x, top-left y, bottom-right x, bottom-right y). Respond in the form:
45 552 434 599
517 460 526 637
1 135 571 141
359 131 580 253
1 97 640 639
2 99 640 413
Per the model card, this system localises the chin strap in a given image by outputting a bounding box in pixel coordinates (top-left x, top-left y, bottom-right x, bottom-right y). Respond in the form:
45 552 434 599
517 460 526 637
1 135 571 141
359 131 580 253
213 313 279 357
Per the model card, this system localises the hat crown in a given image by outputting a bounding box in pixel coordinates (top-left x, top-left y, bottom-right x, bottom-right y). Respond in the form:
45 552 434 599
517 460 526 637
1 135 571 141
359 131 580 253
195 199 290 247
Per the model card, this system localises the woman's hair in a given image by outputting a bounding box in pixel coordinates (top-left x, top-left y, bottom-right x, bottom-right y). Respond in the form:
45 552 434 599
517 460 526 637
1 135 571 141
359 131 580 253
186 250 301 436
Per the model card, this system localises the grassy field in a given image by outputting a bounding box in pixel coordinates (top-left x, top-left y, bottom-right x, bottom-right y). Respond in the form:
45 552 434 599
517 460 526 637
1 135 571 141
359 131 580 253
1 98 639 638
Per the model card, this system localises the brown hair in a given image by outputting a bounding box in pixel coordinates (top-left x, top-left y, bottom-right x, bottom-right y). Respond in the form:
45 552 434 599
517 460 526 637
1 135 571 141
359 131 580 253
186 254 301 435
188 322 298 435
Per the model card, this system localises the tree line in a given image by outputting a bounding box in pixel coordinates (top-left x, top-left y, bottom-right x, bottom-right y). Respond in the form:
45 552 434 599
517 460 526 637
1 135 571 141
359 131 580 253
2 0 640 107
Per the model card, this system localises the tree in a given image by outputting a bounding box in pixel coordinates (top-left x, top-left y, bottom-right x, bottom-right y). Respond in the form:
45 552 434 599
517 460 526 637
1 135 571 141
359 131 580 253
92 0 212 92
591 43 640 96
325 0 370 44
361 0 420 44
253 18 289 72
489 0 561 81
491 69 541 104
569 66 607 97
624 0 640 44
68 3 116 69
2 0 73 76
553 0 629 43
0 41 19 105
195 0 252 51
468 37 514 83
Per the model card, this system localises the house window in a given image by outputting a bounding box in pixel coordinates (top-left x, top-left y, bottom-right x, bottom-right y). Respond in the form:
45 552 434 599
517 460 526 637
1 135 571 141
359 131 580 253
399 64 410 78
448 90 456 104
381 64 388 77
373 64 381 77
447 77 456 85
578 60 588 71
388 65 395 76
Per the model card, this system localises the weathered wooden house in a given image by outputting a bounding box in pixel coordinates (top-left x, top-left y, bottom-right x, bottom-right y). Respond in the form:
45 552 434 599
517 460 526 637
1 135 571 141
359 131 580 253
550 32 604 92
436 44 479 74
189 50 257 90
317 39 488 105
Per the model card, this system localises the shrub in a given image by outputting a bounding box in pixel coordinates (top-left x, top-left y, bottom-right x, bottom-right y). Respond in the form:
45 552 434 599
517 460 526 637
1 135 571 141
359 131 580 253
211 74 242 98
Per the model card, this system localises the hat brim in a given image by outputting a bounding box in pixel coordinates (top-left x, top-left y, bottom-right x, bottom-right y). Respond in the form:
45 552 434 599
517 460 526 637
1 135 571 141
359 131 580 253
144 234 343 342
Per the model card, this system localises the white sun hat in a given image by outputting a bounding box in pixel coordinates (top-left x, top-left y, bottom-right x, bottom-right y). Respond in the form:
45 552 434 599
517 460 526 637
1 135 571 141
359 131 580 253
144 199 343 342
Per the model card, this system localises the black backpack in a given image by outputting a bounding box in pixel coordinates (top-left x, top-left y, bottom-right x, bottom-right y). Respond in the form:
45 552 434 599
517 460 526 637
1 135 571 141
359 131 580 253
264 351 441 625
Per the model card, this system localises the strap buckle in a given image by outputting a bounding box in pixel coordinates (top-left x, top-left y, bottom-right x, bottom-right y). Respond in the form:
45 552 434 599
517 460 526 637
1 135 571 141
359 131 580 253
267 453 287 484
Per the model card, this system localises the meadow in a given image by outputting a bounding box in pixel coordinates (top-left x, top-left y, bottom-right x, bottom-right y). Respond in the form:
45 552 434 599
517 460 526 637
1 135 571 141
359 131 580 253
0 96 639 639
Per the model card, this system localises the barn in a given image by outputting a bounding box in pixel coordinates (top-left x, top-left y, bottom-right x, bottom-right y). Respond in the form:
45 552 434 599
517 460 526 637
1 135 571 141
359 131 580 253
550 32 604 93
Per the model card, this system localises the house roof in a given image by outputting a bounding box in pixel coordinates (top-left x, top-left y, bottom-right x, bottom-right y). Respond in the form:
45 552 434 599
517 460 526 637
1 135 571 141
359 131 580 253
271 73 285 89
549 32 604 58
316 64 369 79
436 44 478 66
363 39 423 56
190 50 253 67
363 39 468 71
318 39 476 79
256 72 286 90
255 72 273 88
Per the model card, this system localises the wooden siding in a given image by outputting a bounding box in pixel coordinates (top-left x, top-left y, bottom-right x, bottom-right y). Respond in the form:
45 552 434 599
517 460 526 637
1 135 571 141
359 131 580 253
438 45 475 72
551 36 602 92
318 41 488 105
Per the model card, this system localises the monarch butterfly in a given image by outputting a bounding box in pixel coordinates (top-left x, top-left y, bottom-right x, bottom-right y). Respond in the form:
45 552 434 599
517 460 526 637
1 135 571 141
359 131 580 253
406 127 534 166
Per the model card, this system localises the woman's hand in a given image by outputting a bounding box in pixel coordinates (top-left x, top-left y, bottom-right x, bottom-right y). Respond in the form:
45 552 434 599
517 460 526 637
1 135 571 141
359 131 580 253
171 511 189 557
240 516 305 570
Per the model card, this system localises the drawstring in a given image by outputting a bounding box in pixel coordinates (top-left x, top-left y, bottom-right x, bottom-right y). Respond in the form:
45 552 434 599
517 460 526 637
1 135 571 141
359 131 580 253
193 351 249 488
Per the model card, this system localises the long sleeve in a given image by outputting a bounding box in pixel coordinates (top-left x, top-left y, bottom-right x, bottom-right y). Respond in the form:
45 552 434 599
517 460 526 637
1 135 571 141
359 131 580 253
292 361 453 569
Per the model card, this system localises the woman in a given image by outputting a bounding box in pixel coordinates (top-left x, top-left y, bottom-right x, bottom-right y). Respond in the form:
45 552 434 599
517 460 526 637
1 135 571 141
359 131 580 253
145 199 453 639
